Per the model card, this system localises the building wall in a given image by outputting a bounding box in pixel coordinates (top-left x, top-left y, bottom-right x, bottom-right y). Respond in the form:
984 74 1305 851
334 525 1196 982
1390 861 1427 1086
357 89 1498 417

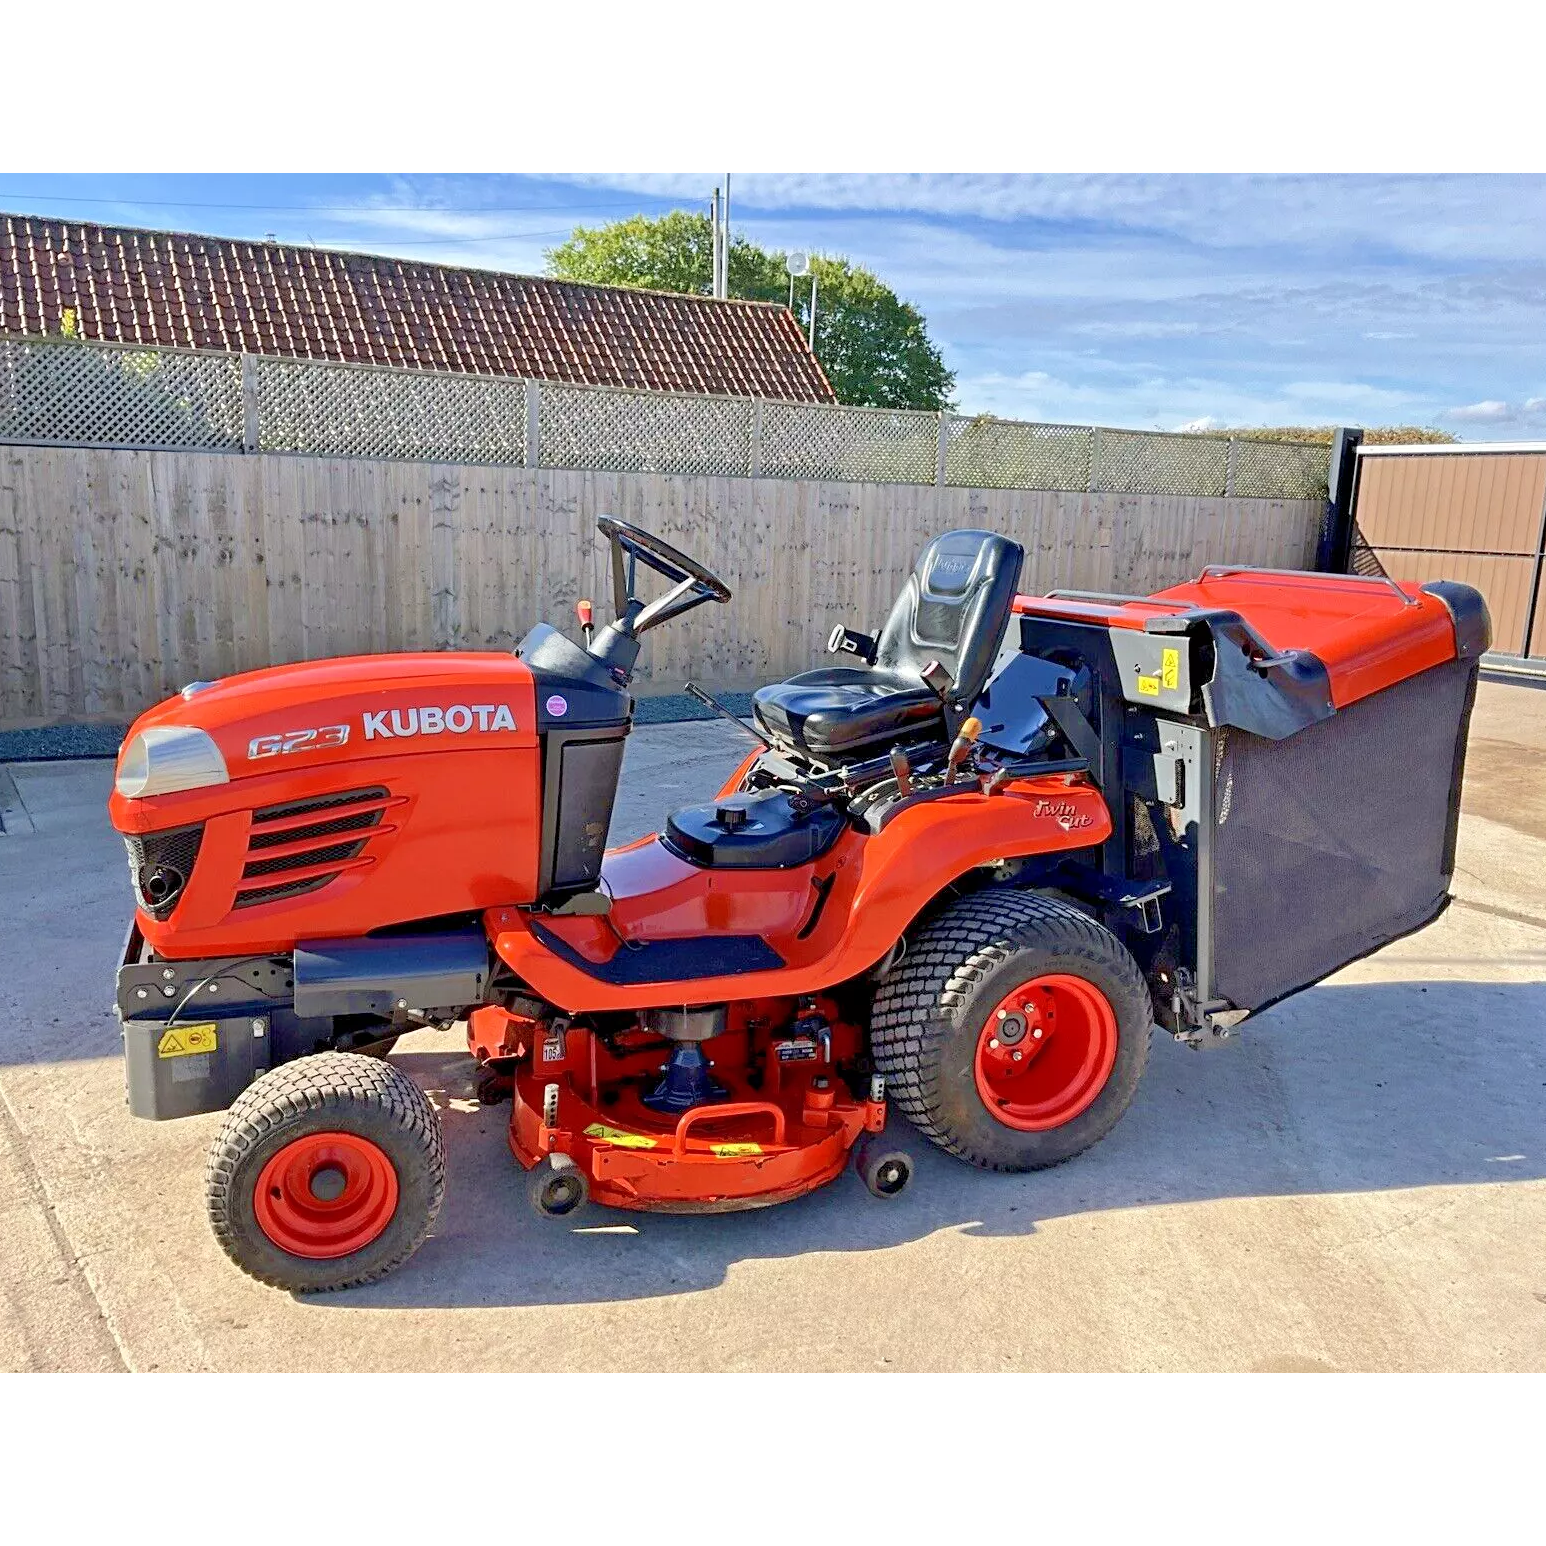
1352 449 1546 659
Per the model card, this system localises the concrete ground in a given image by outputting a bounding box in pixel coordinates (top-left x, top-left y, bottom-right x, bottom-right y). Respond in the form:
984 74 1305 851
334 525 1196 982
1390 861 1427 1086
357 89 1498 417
1 685 1543 1372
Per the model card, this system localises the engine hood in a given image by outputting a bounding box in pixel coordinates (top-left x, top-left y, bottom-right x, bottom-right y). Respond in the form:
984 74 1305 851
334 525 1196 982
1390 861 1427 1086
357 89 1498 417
116 651 539 812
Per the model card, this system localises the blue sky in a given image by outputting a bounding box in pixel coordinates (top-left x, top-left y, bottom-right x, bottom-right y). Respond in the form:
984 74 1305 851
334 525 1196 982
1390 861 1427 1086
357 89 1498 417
4 173 1542 438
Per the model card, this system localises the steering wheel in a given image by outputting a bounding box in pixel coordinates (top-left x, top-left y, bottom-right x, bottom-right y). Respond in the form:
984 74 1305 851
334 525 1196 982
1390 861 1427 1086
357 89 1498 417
596 516 731 641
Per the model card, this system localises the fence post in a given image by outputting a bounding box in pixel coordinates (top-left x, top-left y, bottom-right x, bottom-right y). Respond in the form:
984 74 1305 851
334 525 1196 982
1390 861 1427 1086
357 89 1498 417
1225 436 1237 497
750 398 764 477
240 354 259 453
1088 427 1101 493
1315 427 1363 573
524 380 541 469
936 414 949 487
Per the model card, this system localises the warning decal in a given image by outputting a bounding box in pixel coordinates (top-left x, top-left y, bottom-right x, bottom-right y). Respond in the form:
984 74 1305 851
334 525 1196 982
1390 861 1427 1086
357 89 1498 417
1161 647 1180 691
1136 674 1160 697
709 1142 763 1158
158 1023 218 1059
583 1122 658 1150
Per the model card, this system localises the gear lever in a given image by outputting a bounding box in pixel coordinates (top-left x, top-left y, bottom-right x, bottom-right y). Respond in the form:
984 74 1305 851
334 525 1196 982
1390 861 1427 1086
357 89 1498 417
946 716 982 783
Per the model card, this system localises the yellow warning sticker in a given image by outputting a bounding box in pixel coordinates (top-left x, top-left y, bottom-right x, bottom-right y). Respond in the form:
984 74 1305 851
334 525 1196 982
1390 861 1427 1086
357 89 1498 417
1136 674 1161 697
157 1023 218 1059
1161 647 1180 691
583 1122 658 1150
709 1142 763 1158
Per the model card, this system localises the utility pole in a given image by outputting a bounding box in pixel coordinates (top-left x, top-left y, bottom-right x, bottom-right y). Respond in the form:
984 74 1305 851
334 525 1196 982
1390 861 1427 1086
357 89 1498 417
709 188 721 299
722 174 731 298
808 265 819 353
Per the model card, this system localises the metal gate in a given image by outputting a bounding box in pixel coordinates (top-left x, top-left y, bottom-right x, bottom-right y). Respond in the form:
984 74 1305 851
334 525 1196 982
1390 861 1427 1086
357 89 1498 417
1349 443 1546 666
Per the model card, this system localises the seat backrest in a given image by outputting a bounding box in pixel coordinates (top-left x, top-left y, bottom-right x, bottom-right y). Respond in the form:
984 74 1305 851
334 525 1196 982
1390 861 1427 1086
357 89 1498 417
875 529 1025 704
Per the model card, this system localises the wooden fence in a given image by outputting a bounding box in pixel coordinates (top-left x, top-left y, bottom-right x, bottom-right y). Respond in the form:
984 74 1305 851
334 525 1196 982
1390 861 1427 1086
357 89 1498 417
0 444 1324 726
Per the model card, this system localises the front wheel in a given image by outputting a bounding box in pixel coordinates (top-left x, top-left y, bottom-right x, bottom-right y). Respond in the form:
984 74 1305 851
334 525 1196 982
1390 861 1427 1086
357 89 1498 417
205 1052 445 1292
870 890 1152 1171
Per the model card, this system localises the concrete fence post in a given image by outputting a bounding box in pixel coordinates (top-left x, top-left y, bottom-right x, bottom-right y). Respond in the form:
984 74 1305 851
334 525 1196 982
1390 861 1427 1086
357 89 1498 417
524 380 541 469
750 397 764 477
936 414 949 487
1225 436 1238 498
1088 427 1102 493
240 355 259 453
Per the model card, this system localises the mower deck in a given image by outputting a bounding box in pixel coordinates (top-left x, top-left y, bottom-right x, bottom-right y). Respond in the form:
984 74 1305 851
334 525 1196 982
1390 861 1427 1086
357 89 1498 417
490 1004 886 1212
511 1068 884 1213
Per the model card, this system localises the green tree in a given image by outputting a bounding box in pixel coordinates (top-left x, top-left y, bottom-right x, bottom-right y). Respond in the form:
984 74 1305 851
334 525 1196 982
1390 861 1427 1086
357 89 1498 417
546 212 956 412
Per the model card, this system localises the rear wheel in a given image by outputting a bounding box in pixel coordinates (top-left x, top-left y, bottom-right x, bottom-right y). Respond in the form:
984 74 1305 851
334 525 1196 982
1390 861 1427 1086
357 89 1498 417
871 890 1152 1171
206 1052 444 1292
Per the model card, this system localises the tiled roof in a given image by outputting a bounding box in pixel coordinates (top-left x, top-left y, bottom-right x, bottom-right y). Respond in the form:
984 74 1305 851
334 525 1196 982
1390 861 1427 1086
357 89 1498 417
0 213 836 403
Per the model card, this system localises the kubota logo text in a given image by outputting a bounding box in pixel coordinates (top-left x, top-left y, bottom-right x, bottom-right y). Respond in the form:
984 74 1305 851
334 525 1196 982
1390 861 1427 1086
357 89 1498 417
362 704 518 740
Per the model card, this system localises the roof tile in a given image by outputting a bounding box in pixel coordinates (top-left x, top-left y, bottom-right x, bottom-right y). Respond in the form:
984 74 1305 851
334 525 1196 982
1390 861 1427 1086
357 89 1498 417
0 213 835 403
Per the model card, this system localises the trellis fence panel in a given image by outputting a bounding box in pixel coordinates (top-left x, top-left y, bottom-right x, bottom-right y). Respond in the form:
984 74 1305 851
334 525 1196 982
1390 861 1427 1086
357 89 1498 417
0 336 1330 500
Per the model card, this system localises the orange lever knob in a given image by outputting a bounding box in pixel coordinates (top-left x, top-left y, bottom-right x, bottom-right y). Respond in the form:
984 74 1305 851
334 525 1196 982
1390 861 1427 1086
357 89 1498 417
577 599 594 628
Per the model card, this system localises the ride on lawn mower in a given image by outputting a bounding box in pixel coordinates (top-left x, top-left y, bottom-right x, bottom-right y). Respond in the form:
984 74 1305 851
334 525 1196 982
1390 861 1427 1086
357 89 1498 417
108 517 1489 1291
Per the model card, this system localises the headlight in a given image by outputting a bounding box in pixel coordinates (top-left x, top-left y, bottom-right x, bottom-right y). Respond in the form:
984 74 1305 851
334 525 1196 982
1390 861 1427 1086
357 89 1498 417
115 726 230 798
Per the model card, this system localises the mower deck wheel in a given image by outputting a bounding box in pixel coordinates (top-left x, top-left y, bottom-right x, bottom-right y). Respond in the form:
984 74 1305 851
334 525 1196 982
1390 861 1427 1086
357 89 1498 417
853 1137 914 1199
529 1155 590 1218
205 1051 444 1293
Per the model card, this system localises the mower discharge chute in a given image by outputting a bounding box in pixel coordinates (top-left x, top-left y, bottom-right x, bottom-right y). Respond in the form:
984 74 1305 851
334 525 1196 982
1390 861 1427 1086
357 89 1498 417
108 517 1489 1291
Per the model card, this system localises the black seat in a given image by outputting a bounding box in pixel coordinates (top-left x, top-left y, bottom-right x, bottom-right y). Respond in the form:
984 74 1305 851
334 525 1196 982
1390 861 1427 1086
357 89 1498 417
752 529 1025 759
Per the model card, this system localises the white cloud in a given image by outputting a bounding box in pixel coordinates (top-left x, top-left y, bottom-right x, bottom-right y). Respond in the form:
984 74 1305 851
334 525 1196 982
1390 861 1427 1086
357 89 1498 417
1445 400 1514 422
568 173 1546 265
1073 320 1206 339
954 360 1449 433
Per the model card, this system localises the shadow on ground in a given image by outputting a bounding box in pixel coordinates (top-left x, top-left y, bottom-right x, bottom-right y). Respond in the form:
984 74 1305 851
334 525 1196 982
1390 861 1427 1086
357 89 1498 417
315 977 1546 1312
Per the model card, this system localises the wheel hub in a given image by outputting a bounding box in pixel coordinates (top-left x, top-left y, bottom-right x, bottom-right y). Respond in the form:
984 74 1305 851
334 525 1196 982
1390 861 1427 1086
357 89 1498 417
308 1164 348 1202
254 1132 400 1259
973 974 1118 1131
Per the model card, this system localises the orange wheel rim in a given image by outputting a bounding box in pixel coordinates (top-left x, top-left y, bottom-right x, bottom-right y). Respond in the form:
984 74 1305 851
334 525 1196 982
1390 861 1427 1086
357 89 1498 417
253 1131 399 1259
973 973 1118 1131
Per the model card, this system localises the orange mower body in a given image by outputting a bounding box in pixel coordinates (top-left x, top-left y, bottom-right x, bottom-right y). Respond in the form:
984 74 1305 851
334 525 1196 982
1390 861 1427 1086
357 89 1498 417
105 519 1489 1290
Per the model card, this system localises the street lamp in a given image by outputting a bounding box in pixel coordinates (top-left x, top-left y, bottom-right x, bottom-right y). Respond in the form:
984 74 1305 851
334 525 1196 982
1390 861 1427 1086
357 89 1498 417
785 249 817 353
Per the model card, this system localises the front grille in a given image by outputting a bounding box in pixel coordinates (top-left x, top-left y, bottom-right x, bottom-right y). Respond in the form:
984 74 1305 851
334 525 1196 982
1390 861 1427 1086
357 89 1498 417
235 874 338 907
247 806 381 849
234 786 389 909
124 824 204 921
243 839 367 878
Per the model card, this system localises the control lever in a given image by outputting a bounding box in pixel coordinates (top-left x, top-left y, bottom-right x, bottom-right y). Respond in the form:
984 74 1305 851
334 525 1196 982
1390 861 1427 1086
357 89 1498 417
945 717 982 783
683 681 774 750
577 598 594 646
888 746 913 797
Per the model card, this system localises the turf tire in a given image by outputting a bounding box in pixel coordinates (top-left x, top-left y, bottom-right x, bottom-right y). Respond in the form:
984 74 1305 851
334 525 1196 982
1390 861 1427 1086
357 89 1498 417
871 889 1152 1171
205 1051 445 1293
